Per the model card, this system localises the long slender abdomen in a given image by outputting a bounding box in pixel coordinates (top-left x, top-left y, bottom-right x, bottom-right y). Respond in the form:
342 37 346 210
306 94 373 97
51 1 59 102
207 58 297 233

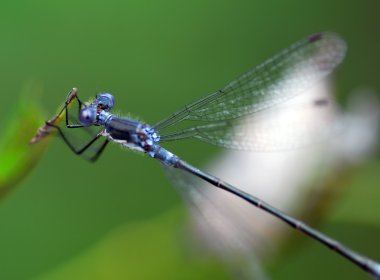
149 145 179 166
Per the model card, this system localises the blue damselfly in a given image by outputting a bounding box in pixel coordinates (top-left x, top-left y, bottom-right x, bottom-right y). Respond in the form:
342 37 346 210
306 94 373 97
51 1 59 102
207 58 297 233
30 32 380 279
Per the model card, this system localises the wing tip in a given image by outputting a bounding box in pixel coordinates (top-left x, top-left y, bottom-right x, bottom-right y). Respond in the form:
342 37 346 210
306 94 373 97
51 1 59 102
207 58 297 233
309 32 347 52
308 32 323 43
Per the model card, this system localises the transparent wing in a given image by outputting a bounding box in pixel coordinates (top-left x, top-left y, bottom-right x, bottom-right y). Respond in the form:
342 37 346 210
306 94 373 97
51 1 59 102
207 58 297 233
160 81 339 151
154 32 346 143
163 165 269 280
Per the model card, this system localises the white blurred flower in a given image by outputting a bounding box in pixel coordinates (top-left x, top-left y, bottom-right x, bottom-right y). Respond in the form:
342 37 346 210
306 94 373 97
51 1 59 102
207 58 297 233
182 79 379 278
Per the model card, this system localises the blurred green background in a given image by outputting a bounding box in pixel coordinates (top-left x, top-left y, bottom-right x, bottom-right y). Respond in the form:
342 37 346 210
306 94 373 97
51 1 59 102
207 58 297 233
0 0 379 279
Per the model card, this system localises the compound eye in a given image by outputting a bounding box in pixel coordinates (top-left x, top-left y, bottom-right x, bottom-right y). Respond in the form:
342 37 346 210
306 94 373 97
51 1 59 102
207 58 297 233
96 93 115 110
79 106 97 125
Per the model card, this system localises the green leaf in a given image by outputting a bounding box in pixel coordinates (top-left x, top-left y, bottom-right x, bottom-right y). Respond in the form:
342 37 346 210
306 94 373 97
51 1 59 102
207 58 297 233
0 82 50 198
35 209 229 280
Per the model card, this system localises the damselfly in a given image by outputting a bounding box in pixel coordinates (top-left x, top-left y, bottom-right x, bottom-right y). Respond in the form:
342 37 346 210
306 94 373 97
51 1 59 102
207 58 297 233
30 32 380 279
